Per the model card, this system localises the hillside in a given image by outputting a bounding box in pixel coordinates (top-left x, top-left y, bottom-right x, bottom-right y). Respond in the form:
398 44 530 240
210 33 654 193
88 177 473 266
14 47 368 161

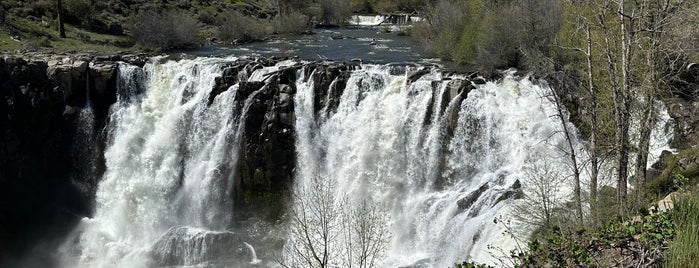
0 0 428 53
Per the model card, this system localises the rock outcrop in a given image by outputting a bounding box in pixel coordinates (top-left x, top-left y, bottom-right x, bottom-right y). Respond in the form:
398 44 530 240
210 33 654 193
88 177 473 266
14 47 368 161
0 52 147 261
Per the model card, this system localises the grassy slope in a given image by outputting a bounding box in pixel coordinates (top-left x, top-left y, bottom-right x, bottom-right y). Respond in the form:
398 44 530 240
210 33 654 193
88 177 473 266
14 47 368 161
0 16 133 53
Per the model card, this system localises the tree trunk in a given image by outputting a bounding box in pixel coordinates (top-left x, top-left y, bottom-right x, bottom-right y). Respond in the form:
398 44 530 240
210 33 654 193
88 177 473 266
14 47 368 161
57 0 66 38
551 85 584 224
635 102 653 191
585 23 599 223
616 0 632 206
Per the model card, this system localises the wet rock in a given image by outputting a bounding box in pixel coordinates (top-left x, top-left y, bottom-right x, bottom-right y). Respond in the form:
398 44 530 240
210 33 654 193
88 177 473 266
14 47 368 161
310 63 352 115
210 65 241 105
151 227 247 266
277 92 293 112
667 99 699 147
89 62 118 116
472 77 487 85
495 180 524 205
63 105 80 117
237 81 266 101
407 68 430 84
278 84 294 94
457 184 490 211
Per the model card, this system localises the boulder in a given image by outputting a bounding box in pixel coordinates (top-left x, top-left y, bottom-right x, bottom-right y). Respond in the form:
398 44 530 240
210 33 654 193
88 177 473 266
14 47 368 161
151 227 248 266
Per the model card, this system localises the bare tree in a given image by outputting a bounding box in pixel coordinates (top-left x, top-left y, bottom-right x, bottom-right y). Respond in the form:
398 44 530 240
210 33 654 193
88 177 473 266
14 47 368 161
340 199 389 268
283 176 340 268
513 154 564 228
282 177 390 268
545 83 584 224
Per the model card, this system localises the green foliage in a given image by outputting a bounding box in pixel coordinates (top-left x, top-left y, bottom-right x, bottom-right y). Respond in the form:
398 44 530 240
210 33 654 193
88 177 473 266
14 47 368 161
515 191 699 267
413 0 561 74
273 9 311 35
516 211 675 267
454 261 492 268
217 10 270 44
665 192 699 267
672 173 689 191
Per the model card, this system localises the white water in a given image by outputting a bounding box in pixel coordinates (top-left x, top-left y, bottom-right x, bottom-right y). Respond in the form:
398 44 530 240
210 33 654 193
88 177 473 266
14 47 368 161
351 15 387 26
289 66 585 267
62 57 263 268
61 57 676 268
243 242 262 265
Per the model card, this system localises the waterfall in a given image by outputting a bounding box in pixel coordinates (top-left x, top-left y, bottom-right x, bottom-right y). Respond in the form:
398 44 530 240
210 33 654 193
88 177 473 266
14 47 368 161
61 57 676 268
290 67 581 267
350 15 387 26
62 57 264 268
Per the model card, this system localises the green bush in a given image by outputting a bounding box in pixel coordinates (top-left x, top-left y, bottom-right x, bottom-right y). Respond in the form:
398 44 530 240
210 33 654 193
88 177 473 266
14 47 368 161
132 10 201 51
273 9 310 35
412 0 561 74
217 11 270 44
64 0 94 25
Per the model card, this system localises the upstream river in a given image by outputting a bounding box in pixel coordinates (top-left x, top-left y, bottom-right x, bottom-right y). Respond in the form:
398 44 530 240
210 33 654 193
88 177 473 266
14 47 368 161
186 26 437 64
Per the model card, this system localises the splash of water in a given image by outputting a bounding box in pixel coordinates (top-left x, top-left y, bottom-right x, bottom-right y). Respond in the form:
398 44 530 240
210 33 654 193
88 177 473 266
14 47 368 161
62 57 263 268
290 67 588 267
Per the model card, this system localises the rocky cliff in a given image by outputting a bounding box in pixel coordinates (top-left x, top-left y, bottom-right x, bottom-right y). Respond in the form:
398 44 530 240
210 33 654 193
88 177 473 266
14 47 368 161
0 52 145 262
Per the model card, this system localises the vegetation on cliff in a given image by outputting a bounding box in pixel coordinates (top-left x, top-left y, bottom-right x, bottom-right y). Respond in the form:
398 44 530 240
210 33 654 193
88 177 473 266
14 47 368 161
411 0 699 266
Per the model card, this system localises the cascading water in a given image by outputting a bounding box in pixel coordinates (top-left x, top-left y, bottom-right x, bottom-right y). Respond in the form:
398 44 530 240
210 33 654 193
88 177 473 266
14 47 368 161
60 56 675 268
61 57 270 268
289 66 587 267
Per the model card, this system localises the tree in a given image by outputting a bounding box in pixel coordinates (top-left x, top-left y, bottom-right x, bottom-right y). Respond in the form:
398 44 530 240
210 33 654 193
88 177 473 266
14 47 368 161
546 82 584 224
132 10 201 51
557 0 699 215
57 0 66 38
339 199 389 268
513 154 564 229
632 0 699 192
281 176 389 268
317 0 351 26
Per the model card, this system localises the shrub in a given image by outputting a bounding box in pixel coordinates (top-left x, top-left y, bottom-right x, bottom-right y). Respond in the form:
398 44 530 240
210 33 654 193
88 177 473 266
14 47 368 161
1 5 5 25
412 0 562 74
316 0 351 26
217 11 270 44
131 10 201 51
273 9 310 35
64 0 94 25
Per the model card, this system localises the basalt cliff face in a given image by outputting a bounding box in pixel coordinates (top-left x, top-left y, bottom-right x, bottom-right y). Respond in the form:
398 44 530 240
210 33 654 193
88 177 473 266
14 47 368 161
0 53 146 261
